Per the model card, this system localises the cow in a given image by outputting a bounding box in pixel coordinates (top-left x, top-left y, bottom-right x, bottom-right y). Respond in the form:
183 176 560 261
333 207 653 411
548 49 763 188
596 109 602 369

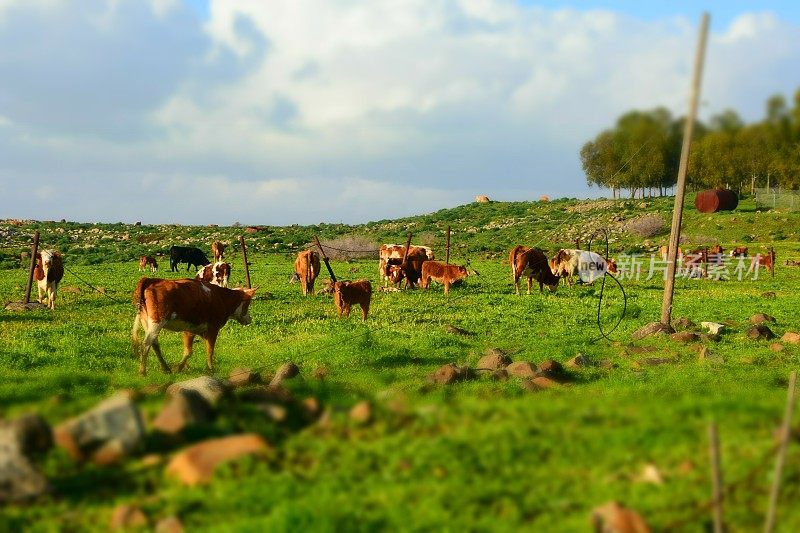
34 250 64 309
170 245 210 272
139 255 158 272
551 249 617 286
730 246 748 257
196 261 231 288
659 245 684 261
293 250 321 296
748 250 776 278
379 244 434 287
333 280 372 321
419 261 470 296
131 278 256 376
211 241 225 263
510 246 559 295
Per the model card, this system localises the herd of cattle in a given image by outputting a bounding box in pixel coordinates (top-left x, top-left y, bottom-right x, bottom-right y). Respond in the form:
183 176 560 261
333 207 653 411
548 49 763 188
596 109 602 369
24 238 777 375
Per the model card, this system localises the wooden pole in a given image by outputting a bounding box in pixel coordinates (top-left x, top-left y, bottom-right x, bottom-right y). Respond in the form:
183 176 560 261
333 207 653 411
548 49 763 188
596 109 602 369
239 236 252 289
445 226 451 265
660 12 710 325
764 370 797 533
709 422 724 533
314 235 336 282
24 231 40 304
402 232 412 265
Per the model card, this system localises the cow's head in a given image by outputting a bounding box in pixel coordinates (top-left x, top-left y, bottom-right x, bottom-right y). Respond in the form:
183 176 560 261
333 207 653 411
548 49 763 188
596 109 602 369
233 288 257 325
388 265 405 285
606 258 618 275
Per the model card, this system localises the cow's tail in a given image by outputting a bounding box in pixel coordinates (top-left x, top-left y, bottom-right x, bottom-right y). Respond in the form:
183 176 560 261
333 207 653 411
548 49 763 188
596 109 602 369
510 246 523 280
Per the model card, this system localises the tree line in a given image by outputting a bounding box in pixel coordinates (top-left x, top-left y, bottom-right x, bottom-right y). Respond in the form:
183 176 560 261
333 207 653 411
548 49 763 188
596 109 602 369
580 89 800 198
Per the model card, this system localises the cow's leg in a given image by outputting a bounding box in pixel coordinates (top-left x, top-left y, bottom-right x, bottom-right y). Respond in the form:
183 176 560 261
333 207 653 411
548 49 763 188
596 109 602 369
175 332 196 372
514 275 520 296
444 279 450 296
309 277 315 295
139 321 163 376
48 285 57 309
344 303 351 318
527 277 533 295
539 281 544 293
37 283 45 304
360 300 369 321
151 338 171 374
203 331 218 373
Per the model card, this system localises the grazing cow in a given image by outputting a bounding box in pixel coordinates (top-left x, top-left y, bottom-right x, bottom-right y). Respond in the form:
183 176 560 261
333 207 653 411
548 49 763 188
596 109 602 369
748 249 776 278
139 255 158 272
659 245 684 261
196 261 231 288
730 246 748 257
294 250 321 296
211 241 225 262
510 246 560 295
379 244 434 287
170 246 210 272
131 278 256 376
34 250 64 309
334 280 372 321
551 249 616 286
420 261 469 296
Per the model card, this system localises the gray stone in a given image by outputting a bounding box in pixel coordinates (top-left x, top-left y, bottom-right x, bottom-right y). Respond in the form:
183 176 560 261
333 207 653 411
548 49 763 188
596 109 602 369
166 376 228 408
631 322 675 340
0 450 49 504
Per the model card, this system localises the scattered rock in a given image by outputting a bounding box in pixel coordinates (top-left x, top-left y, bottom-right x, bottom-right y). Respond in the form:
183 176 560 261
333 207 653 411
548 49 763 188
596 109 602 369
477 350 512 371
671 317 696 331
670 331 698 343
537 359 567 381
700 322 725 335
747 325 776 340
54 393 145 465
166 376 228 409
269 362 300 387
781 332 800 344
522 376 561 391
761 291 776 299
0 450 49 504
566 354 594 368
0 413 52 457
349 401 373 425
751 313 776 325
110 505 148 530
631 322 674 340
505 361 537 378
155 516 184 533
428 364 474 385
152 389 214 435
445 325 473 336
166 434 270 486
769 343 785 353
228 367 256 388
474 195 490 203
591 501 650 533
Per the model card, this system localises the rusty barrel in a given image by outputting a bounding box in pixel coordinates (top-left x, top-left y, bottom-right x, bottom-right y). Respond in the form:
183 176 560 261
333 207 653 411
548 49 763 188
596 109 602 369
695 189 738 213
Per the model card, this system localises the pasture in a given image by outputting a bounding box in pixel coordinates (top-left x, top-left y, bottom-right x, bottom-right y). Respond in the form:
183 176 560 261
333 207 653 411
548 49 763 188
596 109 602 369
1 196 800 530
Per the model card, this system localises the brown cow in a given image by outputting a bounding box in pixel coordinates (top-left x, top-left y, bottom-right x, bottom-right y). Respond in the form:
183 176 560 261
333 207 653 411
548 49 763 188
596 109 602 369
196 261 231 288
334 280 372 321
748 249 776 277
510 246 559 295
659 245 684 261
730 246 748 257
131 278 256 376
294 250 321 296
139 255 158 272
34 250 64 309
379 244 433 287
211 241 225 262
420 261 469 296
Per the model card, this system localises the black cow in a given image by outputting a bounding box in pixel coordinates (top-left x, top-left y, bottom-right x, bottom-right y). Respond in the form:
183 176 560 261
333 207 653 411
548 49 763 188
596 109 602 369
169 246 210 272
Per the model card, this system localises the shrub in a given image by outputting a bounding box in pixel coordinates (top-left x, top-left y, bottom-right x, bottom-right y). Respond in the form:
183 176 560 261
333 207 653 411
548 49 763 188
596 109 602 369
625 214 665 238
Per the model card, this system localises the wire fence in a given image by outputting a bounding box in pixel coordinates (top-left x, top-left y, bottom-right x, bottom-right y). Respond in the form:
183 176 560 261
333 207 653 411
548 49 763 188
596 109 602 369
754 188 800 210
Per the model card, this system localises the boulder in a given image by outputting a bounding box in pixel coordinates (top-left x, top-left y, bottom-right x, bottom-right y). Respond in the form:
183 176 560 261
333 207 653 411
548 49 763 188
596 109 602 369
522 376 561 391
228 367 256 388
537 359 567 381
269 362 300 387
566 354 594 369
0 449 49 504
474 195 490 203
428 364 474 385
769 343 784 353
166 434 270 486
670 331 698 343
54 393 145 465
110 504 148 530
349 401 373 425
751 313 776 325
166 376 228 408
152 389 214 435
505 361 537 378
490 369 509 381
700 322 725 335
477 350 512 371
631 322 674 340
747 325 776 340
781 332 800 344
591 501 650 533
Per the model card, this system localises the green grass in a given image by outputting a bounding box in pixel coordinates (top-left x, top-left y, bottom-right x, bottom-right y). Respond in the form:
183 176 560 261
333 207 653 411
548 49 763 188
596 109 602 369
1 196 800 531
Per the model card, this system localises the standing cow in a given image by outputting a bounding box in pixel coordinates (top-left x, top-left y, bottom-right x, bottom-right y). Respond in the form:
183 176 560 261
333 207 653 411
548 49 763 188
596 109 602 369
197 261 231 288
131 278 256 375
420 261 470 296
212 241 225 263
334 280 372 321
139 255 158 272
510 246 559 295
169 245 210 272
379 244 434 288
34 250 64 309
293 250 321 296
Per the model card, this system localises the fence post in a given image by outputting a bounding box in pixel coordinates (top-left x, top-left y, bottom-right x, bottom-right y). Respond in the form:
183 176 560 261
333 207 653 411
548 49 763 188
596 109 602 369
24 231 40 304
314 235 336 282
239 236 252 289
445 226 451 265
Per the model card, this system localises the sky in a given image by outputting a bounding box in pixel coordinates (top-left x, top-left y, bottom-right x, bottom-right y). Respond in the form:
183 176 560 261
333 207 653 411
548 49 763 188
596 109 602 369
1 0 799 226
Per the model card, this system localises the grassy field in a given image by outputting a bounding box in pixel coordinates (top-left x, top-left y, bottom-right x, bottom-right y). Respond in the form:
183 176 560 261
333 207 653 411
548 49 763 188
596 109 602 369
2 195 800 531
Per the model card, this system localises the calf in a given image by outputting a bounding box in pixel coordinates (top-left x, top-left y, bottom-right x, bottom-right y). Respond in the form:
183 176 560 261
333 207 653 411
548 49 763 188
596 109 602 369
748 249 776 278
379 244 433 287
131 278 256 375
139 255 158 272
730 246 748 257
510 245 559 295
196 261 231 288
420 261 469 296
334 280 372 321
551 249 616 285
294 250 321 296
212 241 225 262
34 250 64 309
169 245 210 272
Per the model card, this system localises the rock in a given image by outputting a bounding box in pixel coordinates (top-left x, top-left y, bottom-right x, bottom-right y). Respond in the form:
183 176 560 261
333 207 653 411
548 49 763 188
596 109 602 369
700 322 725 335
228 367 256 388
477 350 512 371
53 393 145 465
670 331 698 343
631 322 674 340
349 401 373 425
591 501 650 533
747 325 776 340
505 361 537 378
474 195 490 203
769 343 785 353
166 434 270 486
152 389 214 435
566 354 594 368
110 504 148 530
671 317 696 331
522 376 561 391
445 325 473 336
751 313 776 324
0 450 49 503
4 301 48 312
761 291 776 299
781 332 800 344
428 364 474 385
0 413 52 457
155 516 184 533
269 362 300 386
635 464 664 485
537 359 567 381
166 376 228 408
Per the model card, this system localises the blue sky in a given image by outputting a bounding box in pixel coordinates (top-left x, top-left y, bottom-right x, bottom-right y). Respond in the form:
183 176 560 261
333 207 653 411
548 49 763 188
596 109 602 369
1 0 799 225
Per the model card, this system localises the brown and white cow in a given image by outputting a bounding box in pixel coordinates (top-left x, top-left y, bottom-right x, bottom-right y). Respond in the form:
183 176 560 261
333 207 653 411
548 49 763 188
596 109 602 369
131 278 256 375
379 244 434 287
334 279 372 321
510 246 559 295
196 261 231 288
293 250 321 296
34 250 64 309
420 261 469 296
139 255 158 272
211 241 225 263
551 249 618 286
